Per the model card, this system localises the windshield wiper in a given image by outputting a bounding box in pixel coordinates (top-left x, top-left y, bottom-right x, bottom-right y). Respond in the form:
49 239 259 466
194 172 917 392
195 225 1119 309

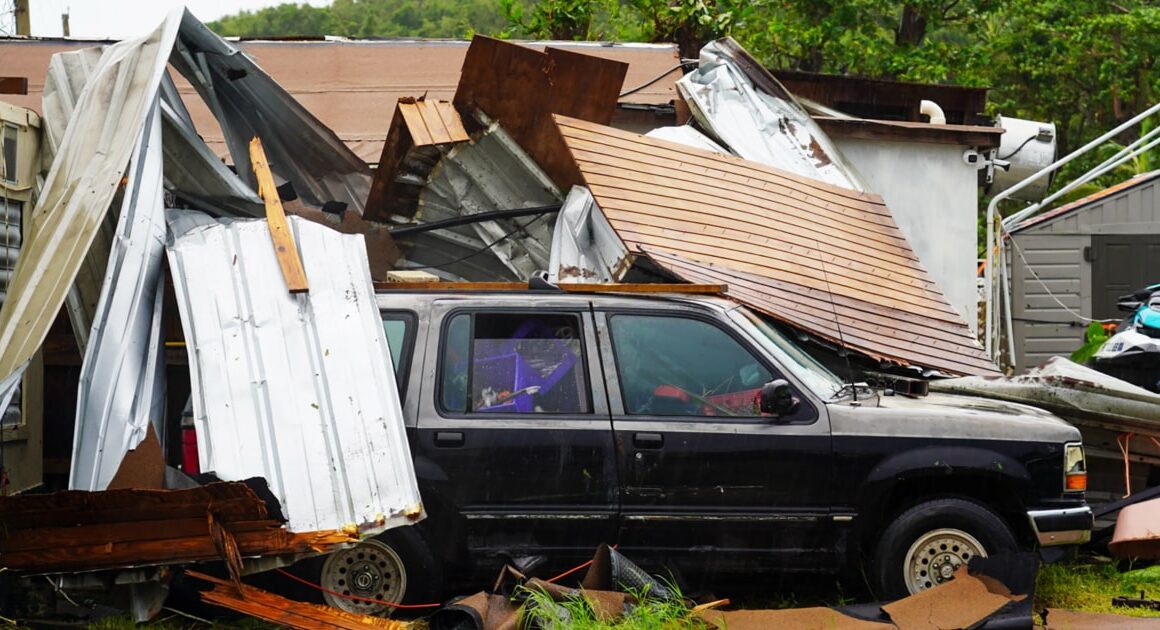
829 382 874 402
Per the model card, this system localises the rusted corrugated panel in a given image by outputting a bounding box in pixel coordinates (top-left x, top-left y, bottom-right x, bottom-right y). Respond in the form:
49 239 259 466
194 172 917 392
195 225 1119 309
554 115 998 376
0 482 359 574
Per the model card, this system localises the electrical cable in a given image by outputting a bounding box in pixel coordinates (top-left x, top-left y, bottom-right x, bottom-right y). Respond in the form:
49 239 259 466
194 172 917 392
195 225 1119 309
274 568 442 610
997 134 1038 161
619 61 696 98
1007 234 1102 324
396 214 547 271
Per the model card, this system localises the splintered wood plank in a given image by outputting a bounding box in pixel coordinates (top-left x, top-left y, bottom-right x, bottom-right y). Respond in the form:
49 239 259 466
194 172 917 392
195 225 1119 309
188 571 408 629
249 137 309 294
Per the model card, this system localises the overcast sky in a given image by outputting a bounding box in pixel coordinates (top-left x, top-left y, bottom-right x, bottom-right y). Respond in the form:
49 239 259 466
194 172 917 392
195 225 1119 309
26 0 330 39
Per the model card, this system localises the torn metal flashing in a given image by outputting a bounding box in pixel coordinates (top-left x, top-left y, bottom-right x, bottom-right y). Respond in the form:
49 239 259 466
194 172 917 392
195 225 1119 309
930 356 1160 436
168 10 372 213
166 214 422 534
69 98 168 491
548 186 630 284
676 38 866 192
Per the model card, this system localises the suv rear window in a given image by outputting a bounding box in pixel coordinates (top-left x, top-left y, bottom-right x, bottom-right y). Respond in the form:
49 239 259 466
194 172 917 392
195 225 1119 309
439 312 590 415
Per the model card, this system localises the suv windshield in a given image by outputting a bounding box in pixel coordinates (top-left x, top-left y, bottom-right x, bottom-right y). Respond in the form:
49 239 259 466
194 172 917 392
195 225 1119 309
734 308 845 400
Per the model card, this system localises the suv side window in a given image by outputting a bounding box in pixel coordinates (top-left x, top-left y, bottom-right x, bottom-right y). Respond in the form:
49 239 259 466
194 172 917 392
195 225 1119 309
609 313 774 418
381 311 416 398
439 311 591 415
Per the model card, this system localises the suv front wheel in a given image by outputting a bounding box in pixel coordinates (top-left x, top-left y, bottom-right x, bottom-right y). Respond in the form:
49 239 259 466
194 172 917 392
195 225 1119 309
872 497 1018 598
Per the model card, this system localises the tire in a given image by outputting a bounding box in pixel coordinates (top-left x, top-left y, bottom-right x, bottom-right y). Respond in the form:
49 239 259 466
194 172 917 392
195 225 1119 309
317 526 442 616
872 497 1018 599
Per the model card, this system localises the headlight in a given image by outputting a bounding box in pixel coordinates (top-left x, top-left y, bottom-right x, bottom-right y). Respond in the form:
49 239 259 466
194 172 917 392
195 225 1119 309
1064 442 1087 492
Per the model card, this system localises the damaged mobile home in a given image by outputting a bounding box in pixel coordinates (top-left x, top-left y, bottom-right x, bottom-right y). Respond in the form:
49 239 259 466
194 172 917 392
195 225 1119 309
3 6 1102 625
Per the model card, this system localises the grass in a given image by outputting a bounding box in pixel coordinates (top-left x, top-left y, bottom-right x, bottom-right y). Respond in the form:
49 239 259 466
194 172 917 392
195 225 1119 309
1036 561 1160 618
517 582 708 630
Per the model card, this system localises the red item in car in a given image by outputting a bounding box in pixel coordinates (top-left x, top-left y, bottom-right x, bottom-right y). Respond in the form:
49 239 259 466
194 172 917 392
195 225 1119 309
182 428 200 475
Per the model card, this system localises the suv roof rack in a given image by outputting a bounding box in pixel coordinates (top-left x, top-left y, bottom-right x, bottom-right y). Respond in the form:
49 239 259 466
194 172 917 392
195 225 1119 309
372 281 727 295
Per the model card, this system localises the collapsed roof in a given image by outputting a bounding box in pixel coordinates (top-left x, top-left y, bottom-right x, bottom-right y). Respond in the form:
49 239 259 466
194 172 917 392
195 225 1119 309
0 8 421 566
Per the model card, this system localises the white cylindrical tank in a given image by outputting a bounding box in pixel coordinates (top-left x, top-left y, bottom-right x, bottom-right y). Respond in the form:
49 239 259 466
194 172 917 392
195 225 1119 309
988 114 1058 202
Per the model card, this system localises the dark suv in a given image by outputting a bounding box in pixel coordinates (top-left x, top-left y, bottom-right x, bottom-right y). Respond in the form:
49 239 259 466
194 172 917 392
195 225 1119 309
310 289 1091 613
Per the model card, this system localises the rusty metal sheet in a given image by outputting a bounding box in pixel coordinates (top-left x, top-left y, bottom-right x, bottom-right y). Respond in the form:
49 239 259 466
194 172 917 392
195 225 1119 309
1109 498 1160 559
554 115 998 376
1 38 681 163
0 481 359 574
453 36 627 190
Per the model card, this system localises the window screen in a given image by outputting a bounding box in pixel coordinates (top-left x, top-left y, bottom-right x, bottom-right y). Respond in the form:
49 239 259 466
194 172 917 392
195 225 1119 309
609 314 772 417
2 124 17 183
440 312 589 415
0 197 18 427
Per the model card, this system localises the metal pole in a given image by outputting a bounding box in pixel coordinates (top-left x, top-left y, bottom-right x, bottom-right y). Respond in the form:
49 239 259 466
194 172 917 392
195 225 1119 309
61 12 69 37
984 99 1160 358
14 0 29 35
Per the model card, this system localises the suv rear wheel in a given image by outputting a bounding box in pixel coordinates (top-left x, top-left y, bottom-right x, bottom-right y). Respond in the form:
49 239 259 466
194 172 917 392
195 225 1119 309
318 526 441 616
872 497 1017 598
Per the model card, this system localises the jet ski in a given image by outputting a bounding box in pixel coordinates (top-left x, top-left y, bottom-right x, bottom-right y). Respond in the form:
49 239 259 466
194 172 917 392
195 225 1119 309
1093 283 1160 392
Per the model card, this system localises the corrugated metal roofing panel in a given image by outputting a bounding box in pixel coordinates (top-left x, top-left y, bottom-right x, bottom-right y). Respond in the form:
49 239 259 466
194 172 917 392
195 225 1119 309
554 115 997 376
0 13 180 395
166 214 422 534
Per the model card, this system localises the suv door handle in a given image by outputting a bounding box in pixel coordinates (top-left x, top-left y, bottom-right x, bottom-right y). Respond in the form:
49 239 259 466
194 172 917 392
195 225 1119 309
434 431 465 448
633 432 663 449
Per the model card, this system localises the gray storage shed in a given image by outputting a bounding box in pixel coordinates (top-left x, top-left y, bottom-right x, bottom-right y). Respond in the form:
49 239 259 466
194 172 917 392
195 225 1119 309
1010 171 1160 371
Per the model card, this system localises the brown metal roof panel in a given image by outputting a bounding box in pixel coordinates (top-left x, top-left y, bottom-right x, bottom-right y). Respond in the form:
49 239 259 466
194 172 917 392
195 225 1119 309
555 115 996 375
643 248 997 374
1010 171 1160 233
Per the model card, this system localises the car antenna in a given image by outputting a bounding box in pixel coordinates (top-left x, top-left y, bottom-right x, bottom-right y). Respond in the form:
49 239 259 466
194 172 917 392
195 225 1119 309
812 239 858 402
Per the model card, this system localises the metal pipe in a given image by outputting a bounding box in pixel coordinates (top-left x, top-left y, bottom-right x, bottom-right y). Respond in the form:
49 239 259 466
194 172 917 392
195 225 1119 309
984 100 1160 358
1005 128 1160 228
389 204 562 237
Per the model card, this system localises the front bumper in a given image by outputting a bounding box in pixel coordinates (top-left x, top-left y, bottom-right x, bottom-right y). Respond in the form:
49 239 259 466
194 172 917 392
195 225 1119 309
1027 506 1093 546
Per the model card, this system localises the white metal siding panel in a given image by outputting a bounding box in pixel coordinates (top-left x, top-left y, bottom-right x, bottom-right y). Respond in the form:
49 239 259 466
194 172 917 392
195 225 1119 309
167 214 422 534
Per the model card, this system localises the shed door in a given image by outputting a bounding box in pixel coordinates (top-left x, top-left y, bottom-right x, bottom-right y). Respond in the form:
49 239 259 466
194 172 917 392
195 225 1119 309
1092 235 1160 319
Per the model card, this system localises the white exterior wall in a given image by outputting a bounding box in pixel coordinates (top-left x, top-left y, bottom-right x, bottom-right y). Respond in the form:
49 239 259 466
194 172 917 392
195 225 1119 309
834 137 980 331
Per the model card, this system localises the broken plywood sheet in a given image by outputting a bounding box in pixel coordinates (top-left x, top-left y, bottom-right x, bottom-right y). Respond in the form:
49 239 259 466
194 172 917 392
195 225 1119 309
365 98 470 222
697 607 893 630
881 567 1024 630
167 214 422 535
553 115 997 376
453 36 627 190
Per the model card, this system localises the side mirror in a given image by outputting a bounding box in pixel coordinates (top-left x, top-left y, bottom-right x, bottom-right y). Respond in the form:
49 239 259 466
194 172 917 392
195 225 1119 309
760 379 799 418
